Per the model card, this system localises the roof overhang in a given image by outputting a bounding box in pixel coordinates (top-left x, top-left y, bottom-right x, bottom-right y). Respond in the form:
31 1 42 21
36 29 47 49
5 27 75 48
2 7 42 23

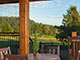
0 0 49 4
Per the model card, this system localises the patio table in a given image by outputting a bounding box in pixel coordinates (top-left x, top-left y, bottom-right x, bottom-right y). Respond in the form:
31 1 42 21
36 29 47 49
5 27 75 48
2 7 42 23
28 54 60 60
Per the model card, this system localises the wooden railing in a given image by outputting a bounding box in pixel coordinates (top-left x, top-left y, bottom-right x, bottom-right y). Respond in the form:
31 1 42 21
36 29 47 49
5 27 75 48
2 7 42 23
0 32 34 54
0 32 19 54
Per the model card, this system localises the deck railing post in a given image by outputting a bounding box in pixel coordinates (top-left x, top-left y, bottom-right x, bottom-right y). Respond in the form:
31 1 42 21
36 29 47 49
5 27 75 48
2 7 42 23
72 32 77 60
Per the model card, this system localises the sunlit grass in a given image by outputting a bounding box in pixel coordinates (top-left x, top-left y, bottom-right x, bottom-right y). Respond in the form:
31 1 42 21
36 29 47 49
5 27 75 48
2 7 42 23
30 35 55 38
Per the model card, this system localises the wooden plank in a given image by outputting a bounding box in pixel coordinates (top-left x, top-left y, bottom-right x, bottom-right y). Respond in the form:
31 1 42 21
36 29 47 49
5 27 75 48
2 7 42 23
30 0 49 1
3 54 28 60
19 0 29 54
0 0 18 4
68 37 70 60
72 40 80 42
0 0 49 4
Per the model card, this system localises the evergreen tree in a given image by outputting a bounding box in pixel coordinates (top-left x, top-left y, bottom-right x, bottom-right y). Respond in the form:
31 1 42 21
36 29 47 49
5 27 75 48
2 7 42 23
56 6 80 44
63 6 80 27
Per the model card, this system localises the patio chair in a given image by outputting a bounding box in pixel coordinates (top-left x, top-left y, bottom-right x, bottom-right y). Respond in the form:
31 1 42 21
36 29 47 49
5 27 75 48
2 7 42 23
77 50 80 60
68 49 73 60
0 46 11 60
3 54 28 60
41 46 60 56
41 46 60 60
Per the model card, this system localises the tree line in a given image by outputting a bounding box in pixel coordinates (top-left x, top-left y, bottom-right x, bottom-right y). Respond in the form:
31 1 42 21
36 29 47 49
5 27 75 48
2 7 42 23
0 17 19 32
0 17 58 36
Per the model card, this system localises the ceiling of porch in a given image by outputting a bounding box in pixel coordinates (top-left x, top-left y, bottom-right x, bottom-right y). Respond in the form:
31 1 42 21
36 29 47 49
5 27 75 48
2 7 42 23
0 0 49 4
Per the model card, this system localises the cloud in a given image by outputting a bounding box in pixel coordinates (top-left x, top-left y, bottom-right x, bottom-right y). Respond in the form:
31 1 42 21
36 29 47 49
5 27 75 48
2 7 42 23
30 0 63 8
0 11 19 17
0 3 19 9
38 16 63 19
31 2 48 8
0 3 19 17
46 16 63 19
31 1 54 8
39 2 49 8
30 16 63 26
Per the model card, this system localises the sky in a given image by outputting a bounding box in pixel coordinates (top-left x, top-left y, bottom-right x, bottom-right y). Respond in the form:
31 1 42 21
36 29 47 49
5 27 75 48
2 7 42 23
0 0 80 26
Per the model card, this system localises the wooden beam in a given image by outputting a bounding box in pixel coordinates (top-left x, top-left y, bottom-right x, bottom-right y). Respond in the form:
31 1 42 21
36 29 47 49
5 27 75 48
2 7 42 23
30 0 49 1
19 0 29 54
0 0 18 4
0 0 49 4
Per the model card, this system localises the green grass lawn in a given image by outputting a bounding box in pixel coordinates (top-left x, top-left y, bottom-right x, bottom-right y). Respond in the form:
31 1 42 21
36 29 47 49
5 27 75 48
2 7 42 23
40 35 55 38
30 35 56 38
33 39 69 46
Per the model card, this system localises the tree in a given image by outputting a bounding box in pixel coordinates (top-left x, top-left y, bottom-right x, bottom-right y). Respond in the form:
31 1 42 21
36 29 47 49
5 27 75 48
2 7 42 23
0 17 58 36
14 24 19 32
63 6 80 34
56 6 80 45
1 21 13 32
38 23 43 36
42 24 50 35
63 6 80 27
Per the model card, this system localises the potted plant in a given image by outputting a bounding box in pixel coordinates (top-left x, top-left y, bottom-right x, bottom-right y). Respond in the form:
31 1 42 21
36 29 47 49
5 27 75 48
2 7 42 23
33 33 39 56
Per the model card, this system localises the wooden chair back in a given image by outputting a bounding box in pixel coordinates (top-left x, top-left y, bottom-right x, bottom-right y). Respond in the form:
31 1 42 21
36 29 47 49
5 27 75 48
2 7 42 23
77 50 80 60
41 46 60 56
3 54 28 60
0 46 11 60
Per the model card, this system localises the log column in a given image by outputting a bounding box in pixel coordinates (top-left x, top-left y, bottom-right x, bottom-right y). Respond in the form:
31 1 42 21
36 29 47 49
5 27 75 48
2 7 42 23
19 0 29 54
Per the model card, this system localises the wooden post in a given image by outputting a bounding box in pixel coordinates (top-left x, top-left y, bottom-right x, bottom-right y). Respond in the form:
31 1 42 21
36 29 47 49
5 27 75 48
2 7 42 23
19 0 29 54
72 32 77 60
68 37 70 60
72 32 77 37
57 46 60 56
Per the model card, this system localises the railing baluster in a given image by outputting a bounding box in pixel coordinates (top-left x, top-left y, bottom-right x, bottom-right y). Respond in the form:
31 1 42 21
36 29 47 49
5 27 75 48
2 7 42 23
0 32 19 54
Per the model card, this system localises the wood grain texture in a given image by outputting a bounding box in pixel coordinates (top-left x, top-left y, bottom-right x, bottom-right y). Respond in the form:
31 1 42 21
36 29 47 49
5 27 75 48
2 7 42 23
19 0 29 54
72 32 77 60
3 54 28 60
0 46 11 60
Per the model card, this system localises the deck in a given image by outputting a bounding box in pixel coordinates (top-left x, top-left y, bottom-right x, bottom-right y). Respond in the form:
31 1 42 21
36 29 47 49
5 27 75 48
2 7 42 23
29 54 60 60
